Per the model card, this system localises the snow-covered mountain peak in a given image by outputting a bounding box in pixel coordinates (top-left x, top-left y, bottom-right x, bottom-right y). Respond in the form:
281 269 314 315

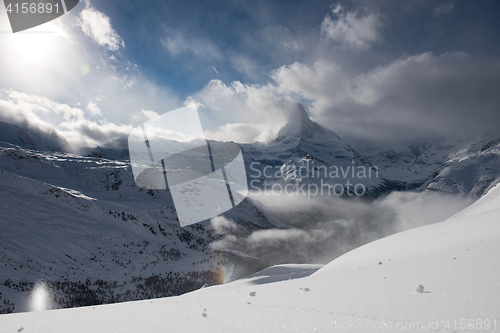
461 129 500 154
276 104 331 142
240 104 382 192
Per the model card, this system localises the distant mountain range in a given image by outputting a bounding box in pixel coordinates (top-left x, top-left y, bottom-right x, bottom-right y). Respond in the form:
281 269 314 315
79 104 500 199
366 131 500 197
242 105 500 198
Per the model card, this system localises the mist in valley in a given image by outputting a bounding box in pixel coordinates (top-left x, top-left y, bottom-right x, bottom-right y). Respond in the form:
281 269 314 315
210 191 474 275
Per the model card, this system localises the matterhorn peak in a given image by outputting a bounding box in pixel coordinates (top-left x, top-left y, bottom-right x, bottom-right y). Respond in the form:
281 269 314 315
276 104 323 141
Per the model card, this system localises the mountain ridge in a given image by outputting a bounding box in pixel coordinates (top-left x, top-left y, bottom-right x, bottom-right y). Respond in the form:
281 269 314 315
0 145 282 313
1 106 499 199
0 121 68 152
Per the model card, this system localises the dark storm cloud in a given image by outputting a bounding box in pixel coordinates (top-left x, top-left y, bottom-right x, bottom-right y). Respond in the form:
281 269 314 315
271 51 500 149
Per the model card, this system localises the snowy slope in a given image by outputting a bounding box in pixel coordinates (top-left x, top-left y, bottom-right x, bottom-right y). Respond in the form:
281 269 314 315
0 145 284 313
1 182 499 332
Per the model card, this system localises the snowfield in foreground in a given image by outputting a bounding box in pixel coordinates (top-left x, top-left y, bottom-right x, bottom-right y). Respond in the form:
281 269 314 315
1 185 499 332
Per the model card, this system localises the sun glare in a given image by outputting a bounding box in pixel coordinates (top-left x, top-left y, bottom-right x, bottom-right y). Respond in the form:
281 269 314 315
31 282 51 311
5 22 67 63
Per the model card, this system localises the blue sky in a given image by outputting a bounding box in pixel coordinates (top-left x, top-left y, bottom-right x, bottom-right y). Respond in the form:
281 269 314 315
94 0 500 96
77 0 329 99
0 0 499 149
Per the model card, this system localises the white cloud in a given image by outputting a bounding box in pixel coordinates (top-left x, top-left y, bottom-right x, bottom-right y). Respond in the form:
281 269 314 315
86 101 102 116
58 119 132 149
229 54 264 81
131 109 160 122
204 122 267 143
1 90 85 122
190 79 297 143
321 4 382 51
210 216 238 235
0 0 180 152
189 51 500 150
433 2 455 16
0 34 179 148
78 7 125 51
163 31 221 59
141 109 159 120
0 89 133 149
283 40 304 51
272 61 351 114
0 25 180 139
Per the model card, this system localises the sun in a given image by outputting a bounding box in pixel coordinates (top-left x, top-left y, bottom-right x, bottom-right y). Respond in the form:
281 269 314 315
11 32 54 62
5 22 67 63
